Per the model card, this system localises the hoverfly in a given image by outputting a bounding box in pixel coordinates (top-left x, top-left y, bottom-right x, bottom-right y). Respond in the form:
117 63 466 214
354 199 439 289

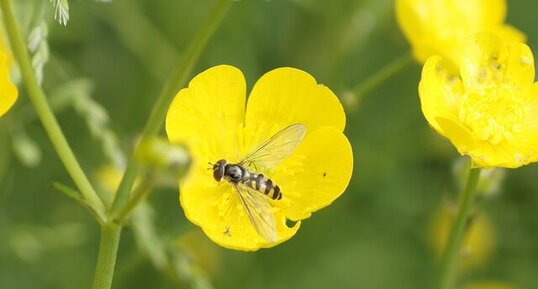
211 123 307 243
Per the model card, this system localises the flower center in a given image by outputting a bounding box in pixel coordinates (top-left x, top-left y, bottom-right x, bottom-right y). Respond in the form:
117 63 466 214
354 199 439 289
459 85 526 145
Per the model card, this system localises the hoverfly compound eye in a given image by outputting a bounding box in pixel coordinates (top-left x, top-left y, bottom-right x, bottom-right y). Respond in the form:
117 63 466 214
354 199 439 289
212 160 226 181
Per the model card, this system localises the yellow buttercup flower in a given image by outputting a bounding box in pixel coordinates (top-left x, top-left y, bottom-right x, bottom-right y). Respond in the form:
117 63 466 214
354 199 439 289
0 50 17 117
419 32 538 168
166 65 353 251
429 206 494 271
396 0 525 72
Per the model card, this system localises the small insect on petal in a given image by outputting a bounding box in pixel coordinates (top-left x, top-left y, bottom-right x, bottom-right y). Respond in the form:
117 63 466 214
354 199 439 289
166 65 352 250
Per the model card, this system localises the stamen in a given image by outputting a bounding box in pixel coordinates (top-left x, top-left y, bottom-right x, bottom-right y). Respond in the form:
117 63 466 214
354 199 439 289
459 86 526 145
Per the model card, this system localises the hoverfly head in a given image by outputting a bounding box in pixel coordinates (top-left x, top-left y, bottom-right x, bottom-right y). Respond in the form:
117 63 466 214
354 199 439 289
212 159 227 182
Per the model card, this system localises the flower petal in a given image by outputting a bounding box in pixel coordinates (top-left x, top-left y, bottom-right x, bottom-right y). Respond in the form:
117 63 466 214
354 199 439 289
0 52 17 117
395 0 428 62
436 116 478 154
271 126 353 221
504 42 535 93
495 83 538 167
396 0 514 70
467 141 525 168
418 55 464 135
460 32 509 88
494 24 526 45
165 65 246 161
461 33 533 93
459 0 506 26
180 167 300 251
244 67 345 147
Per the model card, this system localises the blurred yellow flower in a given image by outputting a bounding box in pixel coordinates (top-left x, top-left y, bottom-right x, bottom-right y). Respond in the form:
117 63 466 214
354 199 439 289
166 65 353 251
396 0 525 72
0 26 12 67
419 32 538 168
175 230 221 276
464 281 518 289
0 50 17 117
429 206 495 271
95 165 126 205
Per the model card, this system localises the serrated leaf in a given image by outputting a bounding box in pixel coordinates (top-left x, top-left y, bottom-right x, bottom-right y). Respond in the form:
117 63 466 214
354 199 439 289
49 79 126 167
28 22 49 85
49 0 69 26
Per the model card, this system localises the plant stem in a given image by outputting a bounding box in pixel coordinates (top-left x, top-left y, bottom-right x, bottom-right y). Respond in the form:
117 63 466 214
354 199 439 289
351 53 413 103
109 0 233 219
0 0 106 222
116 175 154 223
92 224 122 289
50 181 84 202
437 167 481 289
91 1 232 288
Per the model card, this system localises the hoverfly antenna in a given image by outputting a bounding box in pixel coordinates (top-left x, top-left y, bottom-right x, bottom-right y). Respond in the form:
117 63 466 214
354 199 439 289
207 161 214 170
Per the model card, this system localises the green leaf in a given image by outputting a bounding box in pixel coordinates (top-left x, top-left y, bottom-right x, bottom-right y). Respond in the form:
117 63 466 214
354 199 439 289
49 78 126 167
28 21 49 85
49 0 69 26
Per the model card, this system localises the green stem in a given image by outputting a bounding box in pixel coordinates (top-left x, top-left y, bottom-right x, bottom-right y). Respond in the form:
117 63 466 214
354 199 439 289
437 167 481 289
109 0 233 219
50 181 85 203
92 224 122 289
351 53 413 102
0 0 106 222
116 175 154 223
50 181 105 220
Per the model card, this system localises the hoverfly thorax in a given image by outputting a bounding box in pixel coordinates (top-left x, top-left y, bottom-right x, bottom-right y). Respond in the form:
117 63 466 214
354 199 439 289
223 164 244 184
212 159 227 181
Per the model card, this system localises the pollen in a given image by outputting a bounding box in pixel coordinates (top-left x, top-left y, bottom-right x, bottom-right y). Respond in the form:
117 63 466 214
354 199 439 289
459 86 525 144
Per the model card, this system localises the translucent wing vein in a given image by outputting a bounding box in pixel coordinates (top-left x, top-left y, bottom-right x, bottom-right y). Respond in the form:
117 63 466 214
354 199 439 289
234 184 277 243
239 123 306 170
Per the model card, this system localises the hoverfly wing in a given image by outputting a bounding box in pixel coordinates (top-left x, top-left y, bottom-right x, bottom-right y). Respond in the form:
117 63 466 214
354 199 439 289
239 123 306 171
233 184 277 243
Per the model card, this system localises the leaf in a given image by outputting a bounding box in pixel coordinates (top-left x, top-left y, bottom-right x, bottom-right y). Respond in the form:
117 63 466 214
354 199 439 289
28 22 49 85
49 78 126 167
49 0 70 26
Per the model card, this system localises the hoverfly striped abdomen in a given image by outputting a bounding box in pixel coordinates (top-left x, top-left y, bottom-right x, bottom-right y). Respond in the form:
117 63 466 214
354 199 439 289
243 173 282 200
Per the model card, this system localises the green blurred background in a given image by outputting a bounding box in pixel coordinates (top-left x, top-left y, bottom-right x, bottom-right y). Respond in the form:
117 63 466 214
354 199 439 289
1 0 538 288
